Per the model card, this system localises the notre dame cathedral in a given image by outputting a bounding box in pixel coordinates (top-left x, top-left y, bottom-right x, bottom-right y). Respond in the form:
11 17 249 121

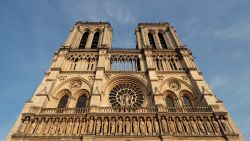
7 21 243 141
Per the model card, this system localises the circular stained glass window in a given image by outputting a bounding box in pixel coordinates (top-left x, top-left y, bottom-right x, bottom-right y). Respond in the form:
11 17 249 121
109 83 144 108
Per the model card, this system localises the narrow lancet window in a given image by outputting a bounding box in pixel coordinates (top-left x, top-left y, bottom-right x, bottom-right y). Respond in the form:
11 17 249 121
79 32 89 49
91 32 99 49
166 96 175 107
158 33 168 49
183 96 192 107
58 95 69 108
76 95 87 108
148 33 156 49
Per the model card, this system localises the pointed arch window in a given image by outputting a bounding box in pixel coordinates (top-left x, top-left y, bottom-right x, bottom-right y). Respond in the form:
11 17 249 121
91 32 99 49
76 95 88 108
158 33 168 49
166 96 175 107
58 95 69 108
79 32 89 49
148 33 156 49
183 96 192 107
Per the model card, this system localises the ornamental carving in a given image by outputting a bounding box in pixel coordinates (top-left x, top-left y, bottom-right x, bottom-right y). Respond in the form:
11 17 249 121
168 81 181 91
109 83 144 108
69 80 82 89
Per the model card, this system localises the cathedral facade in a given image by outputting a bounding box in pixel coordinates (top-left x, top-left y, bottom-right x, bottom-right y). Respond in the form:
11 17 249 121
8 21 242 141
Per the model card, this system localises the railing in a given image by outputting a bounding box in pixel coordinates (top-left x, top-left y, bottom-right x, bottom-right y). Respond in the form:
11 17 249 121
32 106 220 115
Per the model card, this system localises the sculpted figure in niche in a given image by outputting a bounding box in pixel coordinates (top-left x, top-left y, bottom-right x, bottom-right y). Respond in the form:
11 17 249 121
132 117 138 135
161 116 168 134
110 118 116 135
220 116 232 134
95 118 102 134
190 117 199 135
125 118 131 134
153 117 160 134
43 118 52 135
50 118 59 135
139 117 146 134
18 117 29 134
146 117 153 134
65 118 74 135
73 118 80 135
80 118 87 134
34 118 45 135
176 117 184 134
57 118 66 135
204 117 213 134
197 117 206 134
87 117 94 134
27 118 38 135
182 117 191 134
103 117 109 135
211 116 220 134
117 117 123 135
168 117 176 134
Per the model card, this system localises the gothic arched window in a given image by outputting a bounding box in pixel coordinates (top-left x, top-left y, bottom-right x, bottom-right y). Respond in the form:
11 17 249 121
76 95 87 108
58 95 69 108
166 96 175 107
158 33 168 49
79 32 89 49
148 33 156 49
91 32 99 49
183 96 192 107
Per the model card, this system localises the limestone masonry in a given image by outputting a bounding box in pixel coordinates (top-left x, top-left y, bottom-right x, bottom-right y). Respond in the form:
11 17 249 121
7 21 243 141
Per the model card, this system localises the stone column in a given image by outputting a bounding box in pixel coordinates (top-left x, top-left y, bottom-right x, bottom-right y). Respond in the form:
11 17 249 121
86 31 94 49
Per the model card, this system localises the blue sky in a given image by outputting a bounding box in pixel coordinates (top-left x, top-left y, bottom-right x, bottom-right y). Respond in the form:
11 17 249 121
0 0 250 140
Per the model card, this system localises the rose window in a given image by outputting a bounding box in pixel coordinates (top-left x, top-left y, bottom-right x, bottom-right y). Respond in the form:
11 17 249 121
109 83 144 108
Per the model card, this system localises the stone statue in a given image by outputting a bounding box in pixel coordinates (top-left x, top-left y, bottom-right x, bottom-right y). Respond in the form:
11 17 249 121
34 118 45 135
125 118 131 134
168 117 176 134
57 118 66 135
73 118 80 135
139 118 146 134
197 117 206 134
182 117 191 134
161 116 168 133
190 117 199 135
176 117 184 134
204 117 213 134
117 117 123 135
43 118 52 135
110 118 116 135
132 118 138 135
87 117 94 134
95 118 102 134
211 116 220 134
65 118 73 135
153 117 160 134
146 117 153 134
220 116 232 134
27 118 38 135
18 118 29 134
80 118 87 134
50 118 59 135
103 118 109 135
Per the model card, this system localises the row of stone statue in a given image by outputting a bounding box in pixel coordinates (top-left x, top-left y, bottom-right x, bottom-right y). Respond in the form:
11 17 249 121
16 115 233 136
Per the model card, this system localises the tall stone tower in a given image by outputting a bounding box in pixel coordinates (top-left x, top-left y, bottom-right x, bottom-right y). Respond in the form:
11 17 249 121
8 21 242 141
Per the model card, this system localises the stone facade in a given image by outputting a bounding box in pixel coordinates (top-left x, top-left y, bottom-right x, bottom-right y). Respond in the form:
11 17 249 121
7 21 243 141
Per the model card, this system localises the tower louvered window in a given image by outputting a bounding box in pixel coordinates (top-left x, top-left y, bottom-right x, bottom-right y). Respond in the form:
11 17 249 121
91 32 99 49
158 33 167 49
79 32 89 49
148 33 156 49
